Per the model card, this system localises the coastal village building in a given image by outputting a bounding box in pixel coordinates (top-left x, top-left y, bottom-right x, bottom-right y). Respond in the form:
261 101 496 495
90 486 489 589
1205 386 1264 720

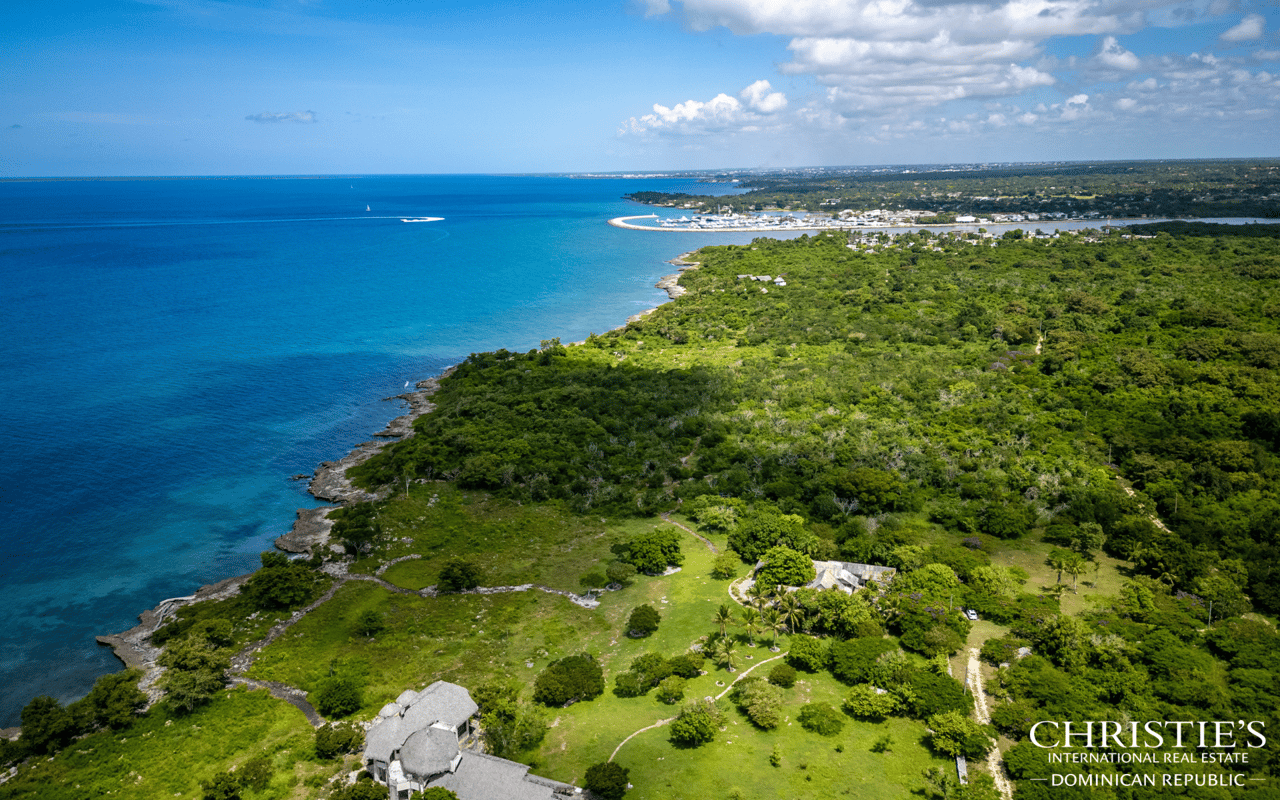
364 681 577 800
805 561 896 593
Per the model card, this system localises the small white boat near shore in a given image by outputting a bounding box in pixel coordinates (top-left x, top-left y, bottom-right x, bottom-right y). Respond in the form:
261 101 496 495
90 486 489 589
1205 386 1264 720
401 217 444 223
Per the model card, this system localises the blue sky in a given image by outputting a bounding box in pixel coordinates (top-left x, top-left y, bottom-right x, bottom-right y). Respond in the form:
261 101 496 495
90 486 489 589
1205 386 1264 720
3 0 1277 175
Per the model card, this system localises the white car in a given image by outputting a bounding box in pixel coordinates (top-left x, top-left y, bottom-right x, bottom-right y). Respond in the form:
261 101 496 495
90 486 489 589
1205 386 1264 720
965 609 979 621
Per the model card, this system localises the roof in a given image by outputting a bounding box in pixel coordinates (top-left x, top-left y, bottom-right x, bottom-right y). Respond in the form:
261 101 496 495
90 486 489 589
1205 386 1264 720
400 726 460 778
364 681 479 763
401 681 478 732
805 561 896 593
428 751 574 800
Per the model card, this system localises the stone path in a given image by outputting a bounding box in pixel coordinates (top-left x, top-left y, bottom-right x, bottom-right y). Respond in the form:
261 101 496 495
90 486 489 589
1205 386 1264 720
660 512 718 554
608 653 785 763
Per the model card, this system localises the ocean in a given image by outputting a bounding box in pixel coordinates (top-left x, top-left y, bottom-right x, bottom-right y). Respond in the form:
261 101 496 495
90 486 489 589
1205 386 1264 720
0 174 777 727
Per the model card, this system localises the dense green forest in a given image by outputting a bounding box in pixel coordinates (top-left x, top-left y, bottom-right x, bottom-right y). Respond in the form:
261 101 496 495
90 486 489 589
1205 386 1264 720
625 160 1280 220
5 222 1279 800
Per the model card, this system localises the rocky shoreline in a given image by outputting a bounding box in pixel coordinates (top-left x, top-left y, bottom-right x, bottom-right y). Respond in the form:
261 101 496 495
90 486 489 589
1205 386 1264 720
92 256 700 705
626 253 700 324
95 370 454 687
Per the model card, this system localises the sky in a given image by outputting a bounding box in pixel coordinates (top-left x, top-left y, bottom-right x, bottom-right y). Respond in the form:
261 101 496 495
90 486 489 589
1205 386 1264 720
2 0 1278 175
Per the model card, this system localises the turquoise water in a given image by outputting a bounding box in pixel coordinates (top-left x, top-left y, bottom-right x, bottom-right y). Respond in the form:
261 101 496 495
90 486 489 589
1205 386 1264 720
0 174 782 725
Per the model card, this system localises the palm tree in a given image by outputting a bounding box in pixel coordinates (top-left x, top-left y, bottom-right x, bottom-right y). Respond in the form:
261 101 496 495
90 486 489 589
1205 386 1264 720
740 607 761 646
714 636 739 672
1046 550 1066 584
762 607 785 651
1063 552 1087 593
777 592 803 634
746 581 769 612
713 604 734 639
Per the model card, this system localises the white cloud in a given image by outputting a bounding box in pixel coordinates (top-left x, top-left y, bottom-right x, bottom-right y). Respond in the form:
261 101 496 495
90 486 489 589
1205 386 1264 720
1096 36 1140 70
1256 50 1280 61
1221 13 1265 43
740 80 788 113
635 0 671 17
622 81 788 135
245 110 317 123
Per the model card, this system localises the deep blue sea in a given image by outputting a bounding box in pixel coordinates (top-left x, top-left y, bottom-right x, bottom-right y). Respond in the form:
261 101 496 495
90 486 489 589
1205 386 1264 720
0 174 799 726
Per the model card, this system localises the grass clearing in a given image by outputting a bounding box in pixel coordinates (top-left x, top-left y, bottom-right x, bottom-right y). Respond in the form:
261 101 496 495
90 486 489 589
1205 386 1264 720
0 687 315 800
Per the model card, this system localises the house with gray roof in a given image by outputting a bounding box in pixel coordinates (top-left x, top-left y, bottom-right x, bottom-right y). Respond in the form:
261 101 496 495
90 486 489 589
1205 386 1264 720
806 561 896 594
364 680 577 800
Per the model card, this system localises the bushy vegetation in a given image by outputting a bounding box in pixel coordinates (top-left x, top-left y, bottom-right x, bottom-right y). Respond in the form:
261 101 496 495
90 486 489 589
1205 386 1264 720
532 653 604 707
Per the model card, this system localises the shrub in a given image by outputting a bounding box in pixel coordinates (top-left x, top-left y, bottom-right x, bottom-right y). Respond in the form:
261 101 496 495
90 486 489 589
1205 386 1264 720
613 672 645 698
627 604 661 637
829 637 897 684
798 702 845 736
629 653 673 687
239 756 273 792
533 654 604 706
926 710 996 758
669 699 724 746
767 663 797 688
843 684 899 721
787 635 829 672
312 675 362 718
731 677 783 729
668 653 703 678
711 551 740 580
353 609 385 638
621 529 683 574
315 721 364 759
437 558 482 592
584 761 630 800
656 676 687 704
81 669 147 730
201 772 242 800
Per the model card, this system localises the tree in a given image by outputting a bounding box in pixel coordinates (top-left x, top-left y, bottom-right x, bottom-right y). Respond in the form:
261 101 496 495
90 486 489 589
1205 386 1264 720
482 702 548 760
158 636 230 712
1061 551 1087 592
331 503 383 558
777 591 805 634
622 529 683 574
669 699 724 746
754 546 817 588
533 654 604 706
584 761 630 800
81 669 147 730
798 702 846 736
626 605 661 637
656 676 687 704
437 558 482 592
712 604 734 638
761 607 786 650
729 510 814 562
416 789 461 800
713 636 739 672
312 674 362 717
241 551 317 611
739 606 761 644
354 609 385 638
19 696 76 754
